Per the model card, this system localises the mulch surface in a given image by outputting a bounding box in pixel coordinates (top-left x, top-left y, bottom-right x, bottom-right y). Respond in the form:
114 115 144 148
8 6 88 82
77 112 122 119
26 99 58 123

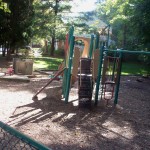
0 75 149 150
0 59 150 150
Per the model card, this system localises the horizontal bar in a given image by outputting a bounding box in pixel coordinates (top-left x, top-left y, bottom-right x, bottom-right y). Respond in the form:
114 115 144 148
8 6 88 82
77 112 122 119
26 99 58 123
0 121 51 150
105 49 150 55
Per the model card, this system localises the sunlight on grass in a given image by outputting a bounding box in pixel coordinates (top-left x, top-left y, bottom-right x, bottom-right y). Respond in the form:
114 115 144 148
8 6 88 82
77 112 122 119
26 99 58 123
33 57 63 70
32 56 149 75
34 61 49 69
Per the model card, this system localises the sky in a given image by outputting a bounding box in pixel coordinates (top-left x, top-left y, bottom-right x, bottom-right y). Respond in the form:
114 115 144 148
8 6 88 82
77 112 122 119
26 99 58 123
71 0 97 13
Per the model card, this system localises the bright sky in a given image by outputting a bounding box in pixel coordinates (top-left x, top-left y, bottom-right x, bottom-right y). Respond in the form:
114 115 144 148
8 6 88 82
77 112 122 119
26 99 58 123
71 0 97 13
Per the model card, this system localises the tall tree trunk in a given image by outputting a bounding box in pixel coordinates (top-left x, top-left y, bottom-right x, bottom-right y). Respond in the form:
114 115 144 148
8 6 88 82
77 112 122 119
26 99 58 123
50 0 58 56
2 45 6 57
6 43 12 60
11 47 15 54
50 35 55 56
123 7 127 49
7 49 11 60
123 23 127 49
44 39 48 54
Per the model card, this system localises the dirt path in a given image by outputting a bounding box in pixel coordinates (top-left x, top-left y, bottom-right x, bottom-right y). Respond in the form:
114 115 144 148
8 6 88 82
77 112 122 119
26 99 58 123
0 76 150 150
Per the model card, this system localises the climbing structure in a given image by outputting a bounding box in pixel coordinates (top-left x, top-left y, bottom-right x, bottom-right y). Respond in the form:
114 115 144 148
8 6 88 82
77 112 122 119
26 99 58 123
32 25 125 108
78 58 93 108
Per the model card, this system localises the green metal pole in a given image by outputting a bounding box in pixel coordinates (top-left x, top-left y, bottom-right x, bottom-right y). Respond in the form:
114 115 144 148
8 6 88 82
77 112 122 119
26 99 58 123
69 26 74 44
65 36 75 103
88 34 94 58
62 26 74 98
104 49 150 55
0 121 51 150
114 52 123 105
111 50 117 81
94 45 105 105
62 68 67 97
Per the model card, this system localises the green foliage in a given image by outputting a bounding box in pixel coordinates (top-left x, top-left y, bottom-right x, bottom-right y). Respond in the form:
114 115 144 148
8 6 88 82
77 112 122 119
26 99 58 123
32 0 72 56
0 1 10 45
0 0 34 58
132 0 150 48
8 0 34 47
96 0 150 50
122 61 150 75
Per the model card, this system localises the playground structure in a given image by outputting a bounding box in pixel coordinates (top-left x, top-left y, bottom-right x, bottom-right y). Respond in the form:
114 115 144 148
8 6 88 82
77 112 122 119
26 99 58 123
32 26 150 108
0 26 150 150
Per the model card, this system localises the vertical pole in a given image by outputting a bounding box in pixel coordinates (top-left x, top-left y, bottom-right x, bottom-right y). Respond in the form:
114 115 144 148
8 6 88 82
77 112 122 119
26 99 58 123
94 45 104 105
65 36 75 103
88 34 94 59
69 26 74 44
62 26 74 98
111 51 117 81
114 52 123 105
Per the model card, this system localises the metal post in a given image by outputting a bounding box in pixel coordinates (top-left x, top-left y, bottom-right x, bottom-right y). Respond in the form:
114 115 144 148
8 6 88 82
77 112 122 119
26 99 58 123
111 50 117 81
94 45 104 105
69 26 74 44
65 36 75 103
114 52 123 105
62 26 74 98
88 34 94 58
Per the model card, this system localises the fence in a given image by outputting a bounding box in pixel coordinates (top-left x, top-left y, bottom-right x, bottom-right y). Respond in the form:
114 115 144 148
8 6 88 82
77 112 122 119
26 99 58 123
0 121 51 150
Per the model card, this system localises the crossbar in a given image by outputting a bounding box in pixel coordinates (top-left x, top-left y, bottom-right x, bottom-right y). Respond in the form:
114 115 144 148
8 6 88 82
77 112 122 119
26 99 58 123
105 49 150 55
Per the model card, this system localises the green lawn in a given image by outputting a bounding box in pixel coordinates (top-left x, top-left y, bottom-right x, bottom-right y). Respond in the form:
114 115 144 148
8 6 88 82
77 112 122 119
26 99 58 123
33 57 63 70
32 56 150 75
122 62 150 75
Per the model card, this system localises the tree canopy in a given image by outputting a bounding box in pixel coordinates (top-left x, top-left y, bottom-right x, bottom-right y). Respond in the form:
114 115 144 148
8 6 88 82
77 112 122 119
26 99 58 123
0 0 34 58
0 0 150 58
96 0 150 50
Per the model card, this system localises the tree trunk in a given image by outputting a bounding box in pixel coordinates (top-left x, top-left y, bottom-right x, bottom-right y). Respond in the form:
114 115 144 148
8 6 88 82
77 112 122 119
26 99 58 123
50 36 55 56
50 0 58 56
123 7 127 49
123 23 127 49
11 47 15 54
7 48 11 60
2 45 6 57
6 43 12 60
44 39 48 54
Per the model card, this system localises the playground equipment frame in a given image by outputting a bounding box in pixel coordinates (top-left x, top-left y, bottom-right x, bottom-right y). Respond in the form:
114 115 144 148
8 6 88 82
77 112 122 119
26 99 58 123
95 47 150 106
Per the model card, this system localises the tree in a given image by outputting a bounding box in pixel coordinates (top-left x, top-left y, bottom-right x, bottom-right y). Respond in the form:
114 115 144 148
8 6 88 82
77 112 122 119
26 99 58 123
132 0 150 49
96 0 136 49
0 0 34 58
8 0 34 54
0 0 10 57
33 0 72 56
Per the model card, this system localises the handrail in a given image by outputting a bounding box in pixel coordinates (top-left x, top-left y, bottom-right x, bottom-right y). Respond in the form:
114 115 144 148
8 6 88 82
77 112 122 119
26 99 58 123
104 49 150 55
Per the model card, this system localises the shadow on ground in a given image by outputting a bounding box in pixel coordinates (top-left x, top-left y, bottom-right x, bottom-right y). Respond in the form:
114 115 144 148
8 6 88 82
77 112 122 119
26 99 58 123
0 76 150 150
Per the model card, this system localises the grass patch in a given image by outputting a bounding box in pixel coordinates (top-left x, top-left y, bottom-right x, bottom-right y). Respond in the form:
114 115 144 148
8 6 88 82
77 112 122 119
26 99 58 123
122 62 150 75
33 56 63 70
33 58 149 75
